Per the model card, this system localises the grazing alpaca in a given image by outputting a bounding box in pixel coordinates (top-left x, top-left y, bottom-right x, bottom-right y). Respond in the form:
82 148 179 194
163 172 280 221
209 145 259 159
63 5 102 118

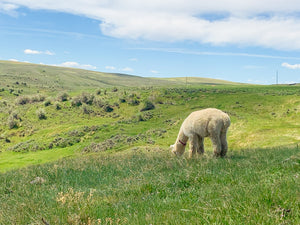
170 108 230 157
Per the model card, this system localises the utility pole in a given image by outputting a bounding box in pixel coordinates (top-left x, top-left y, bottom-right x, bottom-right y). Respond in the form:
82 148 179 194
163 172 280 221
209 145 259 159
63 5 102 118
276 70 278 85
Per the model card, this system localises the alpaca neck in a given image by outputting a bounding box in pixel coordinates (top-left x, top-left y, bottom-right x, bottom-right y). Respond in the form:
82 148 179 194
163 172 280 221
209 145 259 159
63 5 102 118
176 129 188 145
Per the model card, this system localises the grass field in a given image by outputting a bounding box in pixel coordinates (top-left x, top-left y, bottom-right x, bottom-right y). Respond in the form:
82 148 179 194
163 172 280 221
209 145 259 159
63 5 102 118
0 61 299 224
1 146 299 224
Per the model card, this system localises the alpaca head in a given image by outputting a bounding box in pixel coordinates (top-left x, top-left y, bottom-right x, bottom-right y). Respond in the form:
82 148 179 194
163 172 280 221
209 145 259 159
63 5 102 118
170 142 185 156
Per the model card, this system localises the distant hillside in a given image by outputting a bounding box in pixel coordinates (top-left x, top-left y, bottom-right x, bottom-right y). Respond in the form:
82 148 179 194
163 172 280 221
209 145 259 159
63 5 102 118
161 77 240 85
0 61 240 94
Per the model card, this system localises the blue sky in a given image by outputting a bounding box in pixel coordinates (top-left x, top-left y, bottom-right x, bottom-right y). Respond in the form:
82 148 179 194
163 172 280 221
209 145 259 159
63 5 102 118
1 1 300 84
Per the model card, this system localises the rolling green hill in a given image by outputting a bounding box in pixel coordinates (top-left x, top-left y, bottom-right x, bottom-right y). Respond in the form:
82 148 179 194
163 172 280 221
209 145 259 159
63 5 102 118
0 60 240 94
0 60 170 93
0 60 299 224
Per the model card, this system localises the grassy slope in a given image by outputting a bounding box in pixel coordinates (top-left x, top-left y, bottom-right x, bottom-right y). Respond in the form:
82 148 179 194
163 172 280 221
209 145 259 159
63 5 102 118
0 60 174 95
0 60 239 95
161 76 240 85
0 61 299 224
1 85 300 170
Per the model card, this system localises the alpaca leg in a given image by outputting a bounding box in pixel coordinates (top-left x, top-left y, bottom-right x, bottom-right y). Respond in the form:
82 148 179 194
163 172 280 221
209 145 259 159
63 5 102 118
211 132 222 157
189 135 198 158
220 130 228 157
196 135 204 155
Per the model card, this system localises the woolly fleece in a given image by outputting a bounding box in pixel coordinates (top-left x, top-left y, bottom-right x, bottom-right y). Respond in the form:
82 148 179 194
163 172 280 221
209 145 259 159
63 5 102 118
171 108 230 157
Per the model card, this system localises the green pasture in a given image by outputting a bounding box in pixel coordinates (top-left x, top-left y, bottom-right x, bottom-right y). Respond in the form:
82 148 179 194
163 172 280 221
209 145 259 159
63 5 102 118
0 61 299 224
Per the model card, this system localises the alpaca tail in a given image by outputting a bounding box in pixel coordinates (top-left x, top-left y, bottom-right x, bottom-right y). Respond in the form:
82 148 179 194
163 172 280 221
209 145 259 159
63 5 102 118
223 114 231 130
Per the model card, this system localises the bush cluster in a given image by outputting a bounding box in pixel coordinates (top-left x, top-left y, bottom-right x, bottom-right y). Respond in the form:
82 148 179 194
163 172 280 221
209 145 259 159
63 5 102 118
8 139 46 152
15 94 45 105
82 129 166 153
71 92 115 113
71 93 94 107
49 137 80 149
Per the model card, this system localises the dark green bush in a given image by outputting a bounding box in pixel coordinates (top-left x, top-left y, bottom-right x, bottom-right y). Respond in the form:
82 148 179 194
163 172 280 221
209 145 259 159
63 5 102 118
44 100 52 107
71 96 82 107
57 92 69 102
103 104 114 112
140 100 155 111
54 102 62 110
36 108 47 120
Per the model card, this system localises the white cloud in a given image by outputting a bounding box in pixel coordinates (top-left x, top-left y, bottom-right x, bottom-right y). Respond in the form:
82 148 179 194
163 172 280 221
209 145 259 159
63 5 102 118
150 70 159 74
0 2 18 16
58 61 97 70
121 67 133 72
44 50 55 55
4 0 300 50
105 66 134 72
282 62 300 69
24 49 40 54
105 66 116 70
24 49 55 55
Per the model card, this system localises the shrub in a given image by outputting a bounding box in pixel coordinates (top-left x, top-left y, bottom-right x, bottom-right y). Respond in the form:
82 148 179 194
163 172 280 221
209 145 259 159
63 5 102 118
128 98 140 106
82 104 94 114
54 102 62 110
31 94 45 103
15 95 30 105
119 97 126 103
15 94 46 105
71 96 82 107
71 93 95 107
50 137 80 148
93 97 104 108
57 92 69 102
7 116 18 129
96 89 101 95
10 111 20 120
140 100 155 111
44 100 52 107
136 111 154 122
36 108 47 120
103 104 114 112
8 139 46 152
80 93 94 105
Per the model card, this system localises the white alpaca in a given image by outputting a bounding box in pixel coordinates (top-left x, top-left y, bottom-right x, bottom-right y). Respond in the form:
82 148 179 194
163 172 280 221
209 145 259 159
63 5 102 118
170 108 230 157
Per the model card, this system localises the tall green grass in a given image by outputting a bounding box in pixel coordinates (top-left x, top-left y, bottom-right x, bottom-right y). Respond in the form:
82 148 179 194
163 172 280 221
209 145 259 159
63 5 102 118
0 147 299 224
